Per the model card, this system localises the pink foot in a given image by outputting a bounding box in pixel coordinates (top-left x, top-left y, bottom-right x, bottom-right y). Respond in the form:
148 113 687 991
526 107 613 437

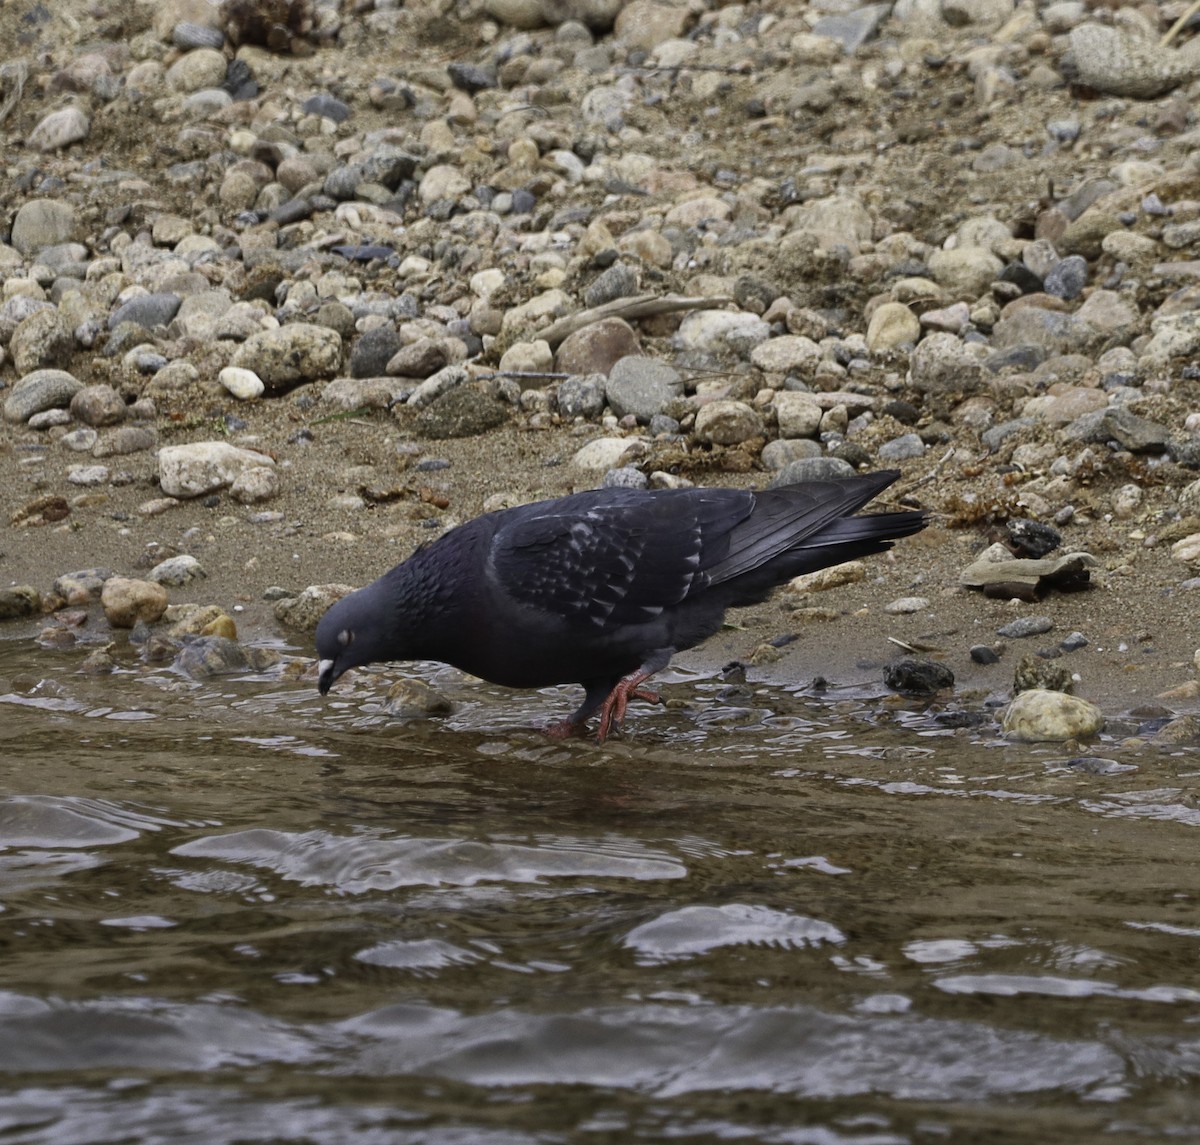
596 672 660 743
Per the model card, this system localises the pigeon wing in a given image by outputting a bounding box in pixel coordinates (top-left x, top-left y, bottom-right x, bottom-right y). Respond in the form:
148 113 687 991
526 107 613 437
488 489 755 630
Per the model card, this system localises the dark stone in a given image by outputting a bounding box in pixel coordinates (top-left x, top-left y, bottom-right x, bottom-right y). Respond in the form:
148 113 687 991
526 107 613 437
1006 518 1061 558
882 657 955 695
447 62 496 93
969 644 1000 665
350 325 401 378
303 93 351 123
414 386 509 439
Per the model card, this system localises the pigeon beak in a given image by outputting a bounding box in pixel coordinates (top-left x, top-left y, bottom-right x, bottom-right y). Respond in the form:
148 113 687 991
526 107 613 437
317 658 337 695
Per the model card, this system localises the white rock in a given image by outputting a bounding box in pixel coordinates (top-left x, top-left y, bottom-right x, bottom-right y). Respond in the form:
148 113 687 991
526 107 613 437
773 392 823 439
28 107 90 152
750 335 821 376
693 400 765 445
572 436 640 472
1001 689 1104 742
219 366 265 401
149 555 206 586
158 442 276 498
675 310 770 355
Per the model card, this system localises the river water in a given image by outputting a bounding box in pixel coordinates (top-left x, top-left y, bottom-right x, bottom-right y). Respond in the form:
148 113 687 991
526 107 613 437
1 640 1199 1144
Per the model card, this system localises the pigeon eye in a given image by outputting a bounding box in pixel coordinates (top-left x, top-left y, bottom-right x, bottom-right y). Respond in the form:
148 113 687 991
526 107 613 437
338 629 354 648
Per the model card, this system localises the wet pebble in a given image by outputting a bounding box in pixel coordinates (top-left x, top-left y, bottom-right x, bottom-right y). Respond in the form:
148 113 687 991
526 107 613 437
0 586 41 620
882 658 955 696
149 555 206 587
1002 688 1104 742
101 577 168 629
997 616 1053 639
384 678 454 718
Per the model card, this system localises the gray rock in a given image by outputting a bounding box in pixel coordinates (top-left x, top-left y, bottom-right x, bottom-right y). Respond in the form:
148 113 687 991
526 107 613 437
996 615 1054 639
414 386 509 439
173 21 226 49
602 465 648 489
761 438 822 469
386 338 451 378
1065 405 1171 452
350 325 401 378
876 432 926 462
605 356 683 422
67 465 109 486
274 584 355 630
10 309 73 374
230 323 343 391
767 456 856 486
3 369 82 423
53 568 112 604
583 264 639 307
693 400 765 445
883 657 955 695
908 332 985 395
27 408 73 430
11 200 78 255
230 465 280 504
93 426 157 457
1043 255 1087 300
60 426 99 451
407 364 471 408
812 4 889 52
320 377 403 412
556 373 607 418
108 292 181 331
27 106 90 152
149 555 206 586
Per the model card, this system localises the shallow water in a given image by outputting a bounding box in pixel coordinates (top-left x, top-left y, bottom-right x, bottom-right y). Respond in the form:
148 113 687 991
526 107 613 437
2 640 1199 1144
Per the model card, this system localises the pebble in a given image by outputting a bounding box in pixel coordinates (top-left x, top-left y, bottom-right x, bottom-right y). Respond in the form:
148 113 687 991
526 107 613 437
149 555 206 587
605 356 683 423
996 616 1054 639
274 585 356 630
1001 689 1104 743
28 107 90 152
101 577 168 629
219 367 265 401
158 442 276 498
693 401 765 446
0 586 41 620
3 369 82 424
230 324 343 392
67 465 109 486
884 597 929 615
69 384 125 427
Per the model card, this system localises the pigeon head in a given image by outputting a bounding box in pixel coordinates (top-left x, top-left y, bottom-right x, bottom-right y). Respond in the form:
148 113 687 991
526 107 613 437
315 585 395 695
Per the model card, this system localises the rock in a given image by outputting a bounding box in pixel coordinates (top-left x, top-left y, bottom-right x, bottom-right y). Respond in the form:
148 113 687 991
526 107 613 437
960 545 1096 596
557 374 607 419
149 555 206 586
927 247 1003 297
572 436 640 471
750 335 822 376
53 568 111 605
407 364 470 408
556 318 640 376
69 384 126 427
867 302 921 351
970 644 1001 665
10 495 70 528
788 560 866 594
230 465 279 504
767 457 857 486
1007 519 1061 558
674 310 771 356
877 433 925 462
387 338 453 378
230 324 342 392
28 106 90 152
274 584 355 630
773 392 823 439
1001 688 1104 742
93 426 158 458
1043 255 1087 300
413 386 509 439
219 366 265 400
166 47 227 92
882 658 955 695
761 438 821 469
693 400 765 445
884 596 929 614
0 586 41 620
1068 23 1200 99
101 577 169 628
11 309 73 374
602 465 648 489
3 369 83 423
10 200 78 255
67 465 109 486
173 636 278 679
157 442 276 498
108 292 181 330
908 333 985 396
605 356 683 422
350 325 402 378
1013 654 1074 694
384 677 454 717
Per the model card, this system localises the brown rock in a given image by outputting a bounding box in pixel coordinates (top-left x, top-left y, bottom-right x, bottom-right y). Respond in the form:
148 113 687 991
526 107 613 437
101 577 168 628
555 318 641 376
70 384 126 427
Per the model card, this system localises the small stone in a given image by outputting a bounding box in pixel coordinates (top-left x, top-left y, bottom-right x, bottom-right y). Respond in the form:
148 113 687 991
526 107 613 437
970 644 1001 665
218 366 265 401
602 465 648 489
108 292 181 331
274 584 356 630
605 356 684 422
67 465 109 486
101 577 169 628
884 596 929 614
230 466 279 504
774 392 823 439
69 384 126 427
767 457 857 486
1043 255 1087 300
997 615 1053 639
867 302 921 351
693 400 764 445
557 374 607 419
350 325 402 378
413 386 509 439
230 323 343 392
1007 519 1061 558
882 658 955 695
0 586 41 620
1013 654 1074 694
761 438 822 470
556 319 640 377
877 433 925 462
158 441 276 498
10 200 78 255
384 677 454 718
1001 688 1104 742
53 568 111 604
28 106 90 152
572 436 639 471
149 555 206 586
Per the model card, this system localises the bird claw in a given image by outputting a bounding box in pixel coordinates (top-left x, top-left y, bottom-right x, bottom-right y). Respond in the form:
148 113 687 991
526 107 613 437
542 716 588 740
595 673 660 743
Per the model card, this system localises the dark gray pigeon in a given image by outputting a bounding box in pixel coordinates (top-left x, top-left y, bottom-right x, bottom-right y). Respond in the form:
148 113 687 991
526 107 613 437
316 469 925 740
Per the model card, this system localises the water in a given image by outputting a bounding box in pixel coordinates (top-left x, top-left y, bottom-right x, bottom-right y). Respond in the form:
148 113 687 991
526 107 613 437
1 640 1199 1143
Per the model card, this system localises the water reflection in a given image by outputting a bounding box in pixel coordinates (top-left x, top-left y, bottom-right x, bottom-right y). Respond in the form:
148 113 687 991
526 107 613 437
1 640 1199 1142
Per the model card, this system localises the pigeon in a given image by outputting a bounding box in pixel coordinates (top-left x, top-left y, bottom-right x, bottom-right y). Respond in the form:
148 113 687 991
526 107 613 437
316 469 926 740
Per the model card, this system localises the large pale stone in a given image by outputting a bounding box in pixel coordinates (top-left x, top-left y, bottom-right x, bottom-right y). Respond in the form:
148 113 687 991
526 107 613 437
158 442 276 498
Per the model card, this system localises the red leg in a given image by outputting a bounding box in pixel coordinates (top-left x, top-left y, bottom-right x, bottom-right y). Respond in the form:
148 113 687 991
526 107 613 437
595 669 660 743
